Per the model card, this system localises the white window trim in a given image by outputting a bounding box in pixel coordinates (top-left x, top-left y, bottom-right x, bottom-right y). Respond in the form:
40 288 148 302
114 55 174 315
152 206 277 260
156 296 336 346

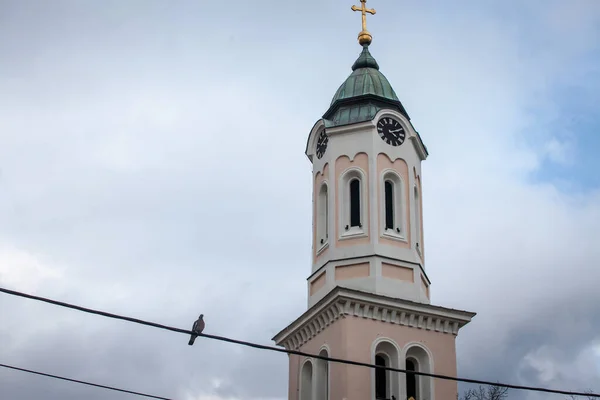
380 169 407 242
300 358 314 400
402 342 434 400
405 356 420 400
339 167 368 241
317 240 329 256
413 184 422 255
371 337 401 400
316 181 329 254
316 346 330 400
375 351 392 400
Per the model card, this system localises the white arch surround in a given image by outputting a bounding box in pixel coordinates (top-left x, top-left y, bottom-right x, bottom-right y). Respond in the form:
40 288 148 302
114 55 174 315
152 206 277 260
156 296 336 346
300 358 314 400
316 345 330 400
413 184 422 254
317 181 330 253
401 342 434 400
339 166 369 240
380 168 407 241
370 337 401 400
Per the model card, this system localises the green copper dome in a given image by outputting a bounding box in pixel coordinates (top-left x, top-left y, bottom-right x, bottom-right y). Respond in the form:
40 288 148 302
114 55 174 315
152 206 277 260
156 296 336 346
323 45 410 128
330 46 399 105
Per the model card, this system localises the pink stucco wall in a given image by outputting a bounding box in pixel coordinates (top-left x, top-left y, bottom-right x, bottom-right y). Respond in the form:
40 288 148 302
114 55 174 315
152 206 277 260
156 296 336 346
288 316 458 400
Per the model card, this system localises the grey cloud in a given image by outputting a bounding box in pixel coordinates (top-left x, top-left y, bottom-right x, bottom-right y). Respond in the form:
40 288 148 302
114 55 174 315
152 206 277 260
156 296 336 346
1 291 295 399
1 1 600 400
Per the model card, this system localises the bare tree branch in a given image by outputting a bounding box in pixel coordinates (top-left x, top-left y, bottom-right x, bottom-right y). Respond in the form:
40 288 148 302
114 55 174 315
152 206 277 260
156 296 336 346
459 384 509 400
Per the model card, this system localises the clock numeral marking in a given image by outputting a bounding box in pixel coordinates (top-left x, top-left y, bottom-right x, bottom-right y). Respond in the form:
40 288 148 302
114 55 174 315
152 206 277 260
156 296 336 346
377 117 406 147
316 131 328 159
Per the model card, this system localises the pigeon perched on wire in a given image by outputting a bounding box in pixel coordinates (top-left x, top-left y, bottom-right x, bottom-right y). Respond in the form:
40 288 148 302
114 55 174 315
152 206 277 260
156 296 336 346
188 314 205 346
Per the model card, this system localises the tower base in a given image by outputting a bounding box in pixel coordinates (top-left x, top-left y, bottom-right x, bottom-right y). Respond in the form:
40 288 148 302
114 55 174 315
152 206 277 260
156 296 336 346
273 287 476 400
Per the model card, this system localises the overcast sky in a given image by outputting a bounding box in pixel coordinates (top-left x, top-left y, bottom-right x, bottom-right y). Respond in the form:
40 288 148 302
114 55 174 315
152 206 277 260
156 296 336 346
1 1 599 399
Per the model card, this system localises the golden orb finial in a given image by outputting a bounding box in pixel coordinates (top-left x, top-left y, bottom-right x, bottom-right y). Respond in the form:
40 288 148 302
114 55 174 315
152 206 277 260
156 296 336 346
351 0 376 46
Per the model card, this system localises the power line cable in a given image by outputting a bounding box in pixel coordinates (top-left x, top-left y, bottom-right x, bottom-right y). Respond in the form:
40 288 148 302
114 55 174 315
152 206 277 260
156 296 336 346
0 362 174 400
1 286 598 398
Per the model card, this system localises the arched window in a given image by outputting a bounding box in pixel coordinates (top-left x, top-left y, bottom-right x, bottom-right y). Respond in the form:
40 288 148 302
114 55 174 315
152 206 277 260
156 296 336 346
300 360 313 400
373 340 400 400
381 171 405 238
414 186 421 250
316 349 329 400
375 354 388 399
349 178 361 227
317 183 329 248
384 180 394 230
340 168 367 237
406 358 417 399
404 345 432 400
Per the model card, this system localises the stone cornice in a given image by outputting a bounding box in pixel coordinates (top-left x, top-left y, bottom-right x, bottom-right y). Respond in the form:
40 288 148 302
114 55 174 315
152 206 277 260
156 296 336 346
272 287 476 351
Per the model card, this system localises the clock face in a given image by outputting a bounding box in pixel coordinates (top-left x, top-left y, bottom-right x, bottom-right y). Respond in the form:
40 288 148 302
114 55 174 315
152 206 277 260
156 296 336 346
377 117 406 147
316 131 328 159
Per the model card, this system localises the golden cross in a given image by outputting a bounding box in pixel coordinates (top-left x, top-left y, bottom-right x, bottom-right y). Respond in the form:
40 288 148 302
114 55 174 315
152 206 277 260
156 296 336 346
351 0 376 45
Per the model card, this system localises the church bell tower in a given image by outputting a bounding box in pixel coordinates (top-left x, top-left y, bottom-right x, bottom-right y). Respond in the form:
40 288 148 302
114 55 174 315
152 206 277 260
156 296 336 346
273 2 476 399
